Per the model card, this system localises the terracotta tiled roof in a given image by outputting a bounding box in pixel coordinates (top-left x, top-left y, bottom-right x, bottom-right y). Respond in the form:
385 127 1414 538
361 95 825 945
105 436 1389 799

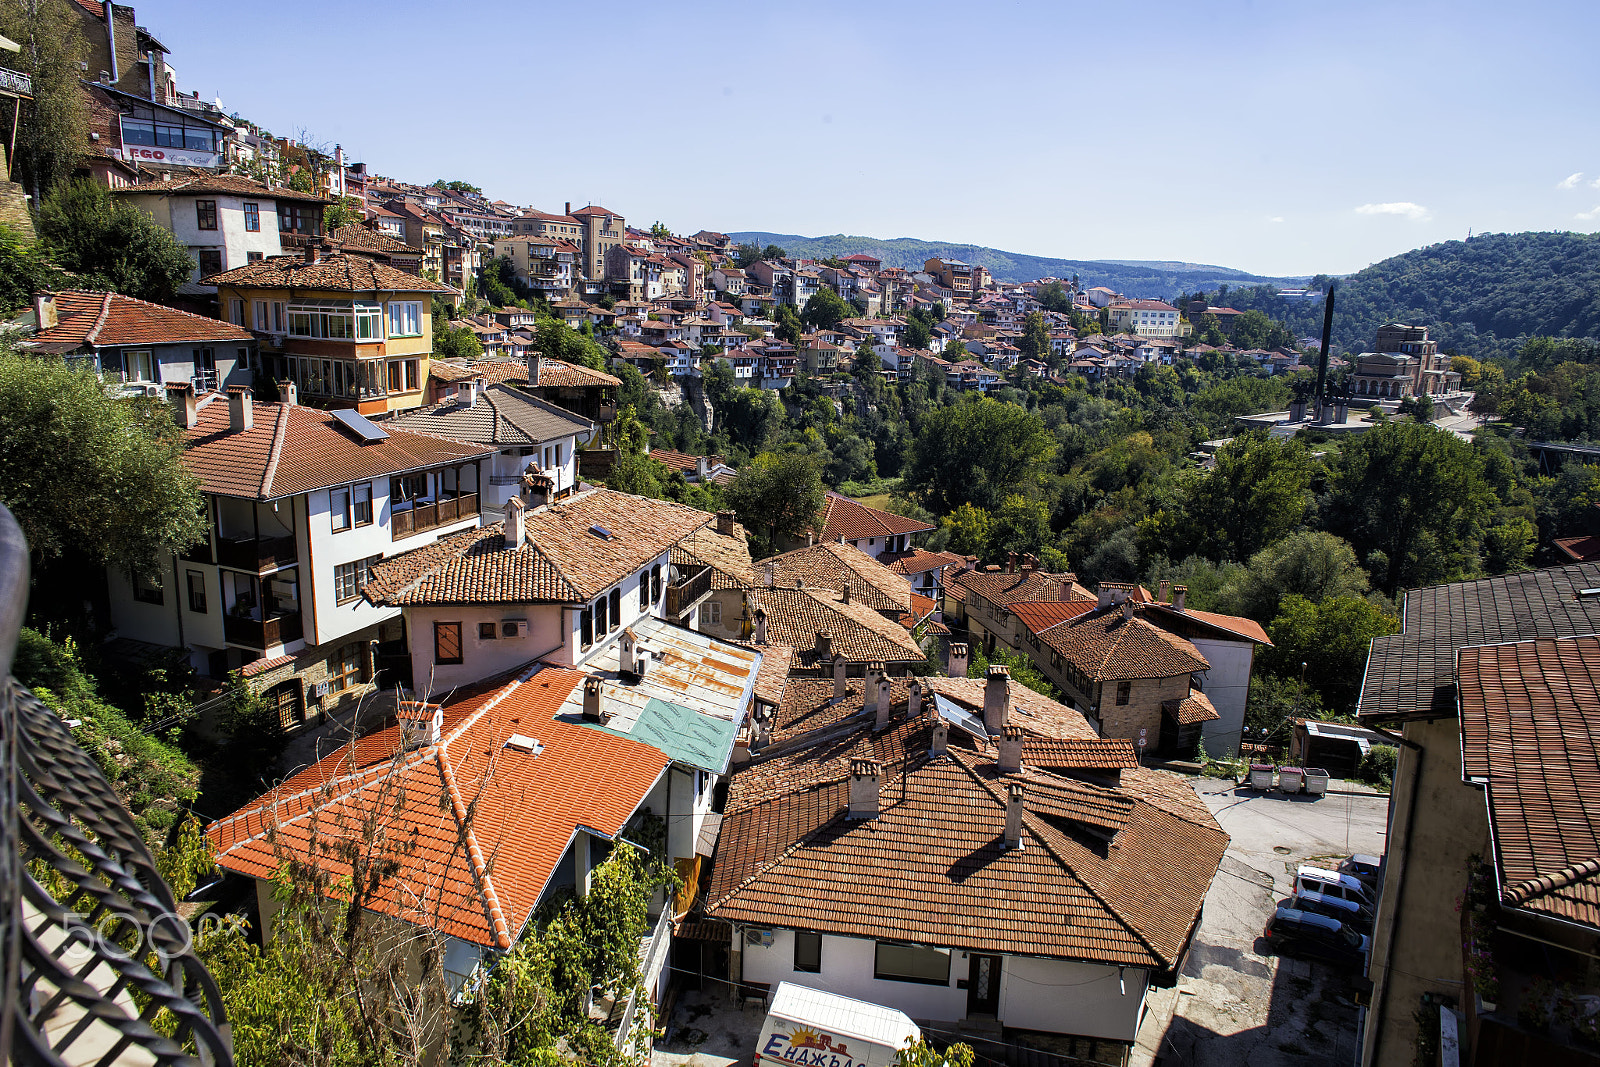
706 694 1226 970
672 523 756 589
1164 689 1221 725
1458 636 1600 929
1143 603 1272 646
816 492 934 542
208 664 668 949
206 252 452 292
648 449 729 477
878 547 965 577
954 570 1096 608
180 400 494 501
1555 535 1600 563
1018 603 1211 681
1022 737 1139 770
364 489 714 606
529 359 620 388
32 290 254 349
384 383 592 448
330 224 422 255
750 588 926 667
762 542 911 613
429 357 620 390
114 173 330 204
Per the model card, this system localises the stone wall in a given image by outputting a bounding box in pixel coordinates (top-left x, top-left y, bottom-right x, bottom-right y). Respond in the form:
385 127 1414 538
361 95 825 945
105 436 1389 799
0 147 36 242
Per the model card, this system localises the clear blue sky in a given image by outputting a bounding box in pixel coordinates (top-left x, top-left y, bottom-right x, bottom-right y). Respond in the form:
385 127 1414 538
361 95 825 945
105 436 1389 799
150 0 1600 278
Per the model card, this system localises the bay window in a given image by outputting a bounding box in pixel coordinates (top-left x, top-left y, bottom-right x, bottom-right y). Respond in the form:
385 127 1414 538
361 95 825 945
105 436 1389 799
355 303 383 341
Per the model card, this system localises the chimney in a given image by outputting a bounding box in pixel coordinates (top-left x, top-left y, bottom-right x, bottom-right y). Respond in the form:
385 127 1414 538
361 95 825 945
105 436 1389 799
278 380 298 406
697 455 709 480
527 353 542 386
32 291 56 330
907 677 923 719
522 470 552 509
946 641 969 679
1007 552 1017 574
863 661 885 714
226 386 253 432
1121 599 1136 621
582 677 609 724
1173 585 1188 611
841 582 852 606
716 510 736 536
984 664 1011 734
753 606 767 645
1158 579 1171 604
504 496 525 548
102 2 118 81
763 560 775 587
832 653 848 699
397 701 442 750
847 758 881 820
1003 782 1025 849
565 202 572 216
166 383 197 429
816 630 834 663
872 674 893 732
929 707 949 757
461 379 477 407
1059 579 1077 603
998 724 1024 774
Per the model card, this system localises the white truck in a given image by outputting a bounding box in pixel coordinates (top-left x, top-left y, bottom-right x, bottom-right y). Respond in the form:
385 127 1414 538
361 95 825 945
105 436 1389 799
755 983 921 1067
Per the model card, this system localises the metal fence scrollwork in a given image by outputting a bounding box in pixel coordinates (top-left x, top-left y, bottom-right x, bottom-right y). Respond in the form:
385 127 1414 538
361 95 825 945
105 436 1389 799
0 503 234 1066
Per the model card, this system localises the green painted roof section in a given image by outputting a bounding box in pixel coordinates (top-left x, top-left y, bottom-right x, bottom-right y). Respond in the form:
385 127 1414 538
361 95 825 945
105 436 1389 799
594 697 740 774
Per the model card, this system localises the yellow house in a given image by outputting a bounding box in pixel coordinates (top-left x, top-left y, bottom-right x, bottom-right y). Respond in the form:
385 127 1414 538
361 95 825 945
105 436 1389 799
209 247 454 415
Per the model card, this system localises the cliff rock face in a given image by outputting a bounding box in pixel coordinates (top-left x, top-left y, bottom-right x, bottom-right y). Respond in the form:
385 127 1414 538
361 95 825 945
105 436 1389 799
0 148 36 243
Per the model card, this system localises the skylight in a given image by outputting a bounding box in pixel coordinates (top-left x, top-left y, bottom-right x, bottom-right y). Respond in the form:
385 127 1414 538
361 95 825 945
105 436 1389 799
589 524 614 540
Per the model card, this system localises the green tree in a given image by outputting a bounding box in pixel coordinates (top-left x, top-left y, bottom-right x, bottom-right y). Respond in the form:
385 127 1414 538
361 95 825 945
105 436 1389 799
649 221 671 239
0 349 207 571
0 0 88 203
905 396 1055 513
1182 433 1315 560
0 224 65 314
1035 281 1072 313
534 316 607 370
603 452 668 499
725 451 825 557
1216 531 1372 621
1261 594 1400 714
1019 310 1050 362
1243 672 1328 744
940 503 991 559
989 494 1052 559
322 195 363 232
774 303 803 345
38 179 196 302
434 322 483 360
801 288 852 332
430 179 483 194
902 315 932 350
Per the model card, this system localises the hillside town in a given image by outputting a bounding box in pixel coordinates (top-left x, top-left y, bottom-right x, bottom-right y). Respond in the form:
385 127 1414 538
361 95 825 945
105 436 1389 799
1 5 1598 1067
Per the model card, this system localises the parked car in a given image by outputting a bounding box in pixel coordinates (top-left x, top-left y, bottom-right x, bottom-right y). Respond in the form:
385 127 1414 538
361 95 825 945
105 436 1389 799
1288 889 1374 933
1339 853 1383 887
1263 907 1370 968
1294 865 1376 909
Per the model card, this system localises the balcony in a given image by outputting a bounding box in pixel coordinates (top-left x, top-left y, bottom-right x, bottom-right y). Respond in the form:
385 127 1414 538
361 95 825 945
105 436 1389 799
216 534 298 572
0 66 32 96
391 493 478 541
665 564 713 619
224 610 303 649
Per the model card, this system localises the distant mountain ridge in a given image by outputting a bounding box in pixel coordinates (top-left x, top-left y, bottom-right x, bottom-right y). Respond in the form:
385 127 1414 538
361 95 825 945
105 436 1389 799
726 231 1306 297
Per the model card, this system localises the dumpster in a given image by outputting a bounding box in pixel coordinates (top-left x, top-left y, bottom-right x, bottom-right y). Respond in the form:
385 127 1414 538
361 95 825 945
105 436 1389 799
1249 764 1276 791
1279 766 1305 793
1304 768 1330 796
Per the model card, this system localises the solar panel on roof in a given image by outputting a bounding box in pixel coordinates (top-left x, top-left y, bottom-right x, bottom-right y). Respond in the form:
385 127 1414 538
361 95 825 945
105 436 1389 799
933 691 986 740
331 408 390 443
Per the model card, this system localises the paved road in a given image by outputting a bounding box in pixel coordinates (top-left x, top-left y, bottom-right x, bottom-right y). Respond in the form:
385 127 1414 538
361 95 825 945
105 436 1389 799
1132 778 1390 1067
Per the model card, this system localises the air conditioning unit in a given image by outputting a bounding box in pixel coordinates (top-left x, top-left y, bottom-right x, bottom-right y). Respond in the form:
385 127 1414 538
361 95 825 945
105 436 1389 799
744 929 775 947
501 619 529 639
142 383 163 398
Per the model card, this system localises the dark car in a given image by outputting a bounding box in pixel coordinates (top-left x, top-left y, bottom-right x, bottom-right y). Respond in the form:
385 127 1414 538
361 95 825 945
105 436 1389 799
1263 906 1370 968
1288 889 1374 933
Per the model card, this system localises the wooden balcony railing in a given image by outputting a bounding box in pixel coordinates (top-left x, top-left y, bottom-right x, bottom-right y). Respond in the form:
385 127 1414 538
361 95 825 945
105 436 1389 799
216 534 298 573
223 611 303 650
391 493 478 541
665 565 713 619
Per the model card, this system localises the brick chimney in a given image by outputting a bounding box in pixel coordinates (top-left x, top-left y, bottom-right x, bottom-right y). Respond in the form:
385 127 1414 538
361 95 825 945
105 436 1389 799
527 353 542 386
1007 552 1017 574
841 582 852 606
565 201 572 216
166 383 197 429
504 496 525 548
817 631 833 664
1158 579 1172 604
998 724 1024 774
847 758 881 820
1059 580 1077 603
1004 782 1025 849
716 510 736 536
226 387 253 432
984 664 1011 734
582 677 609 724
304 243 321 265
397 700 442 750
832 653 848 699
946 641 969 679
1173 585 1188 611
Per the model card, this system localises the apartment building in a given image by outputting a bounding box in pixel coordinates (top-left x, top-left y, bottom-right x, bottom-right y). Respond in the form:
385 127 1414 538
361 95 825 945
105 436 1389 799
493 235 579 301
1106 299 1181 339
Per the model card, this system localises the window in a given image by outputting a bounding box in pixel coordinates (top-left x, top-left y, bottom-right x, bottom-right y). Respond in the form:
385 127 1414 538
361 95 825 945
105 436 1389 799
254 301 270 331
230 298 246 326
355 304 383 341
197 250 222 277
132 569 163 604
580 606 594 650
650 565 661 603
195 200 218 230
243 202 260 231
327 642 363 692
288 303 355 340
186 570 207 614
594 593 608 636
331 486 351 532
640 572 651 610
1116 680 1132 706
391 472 429 507
434 622 463 665
333 554 381 604
352 483 372 526
387 301 422 337
123 350 154 383
873 942 949 985
272 301 285 333
700 601 721 626
478 622 498 640
794 931 821 973
247 251 264 264
609 587 621 632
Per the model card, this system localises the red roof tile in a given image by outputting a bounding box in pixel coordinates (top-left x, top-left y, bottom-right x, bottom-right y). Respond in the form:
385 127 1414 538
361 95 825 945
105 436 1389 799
816 492 934 542
32 290 254 348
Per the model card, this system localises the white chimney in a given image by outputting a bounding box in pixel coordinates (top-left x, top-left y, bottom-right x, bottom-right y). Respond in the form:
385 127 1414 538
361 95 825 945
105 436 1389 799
504 496 525 548
753 606 767 645
397 701 442 750
863 661 885 714
907 678 922 719
841 582 852 606
998 724 1024 774
763 560 776 587
32 291 57 330
227 387 253 433
832 652 848 699
166 383 197 429
279 380 298 406
582 677 609 724
848 758 881 820
946 641 969 679
872 674 893 732
1004 782 1025 849
1121 599 1136 621
697 455 709 480
984 664 1011 735
930 707 949 758
1173 585 1188 611
527 353 542 386
817 630 834 665
460 379 477 407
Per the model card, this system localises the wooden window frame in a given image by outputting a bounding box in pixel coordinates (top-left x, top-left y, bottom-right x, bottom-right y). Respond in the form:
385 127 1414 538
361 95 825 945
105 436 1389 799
195 199 218 231
434 621 463 665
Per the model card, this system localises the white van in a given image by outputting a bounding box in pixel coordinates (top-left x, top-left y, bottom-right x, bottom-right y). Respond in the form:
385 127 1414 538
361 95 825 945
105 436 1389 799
755 982 921 1067
1295 865 1375 908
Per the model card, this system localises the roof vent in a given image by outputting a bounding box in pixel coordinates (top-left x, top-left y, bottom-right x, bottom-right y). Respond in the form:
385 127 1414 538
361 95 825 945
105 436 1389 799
1580 588 1600 601
504 734 544 755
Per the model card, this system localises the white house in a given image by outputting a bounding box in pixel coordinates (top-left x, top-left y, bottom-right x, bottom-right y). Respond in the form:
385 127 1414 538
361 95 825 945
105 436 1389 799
1141 595 1272 758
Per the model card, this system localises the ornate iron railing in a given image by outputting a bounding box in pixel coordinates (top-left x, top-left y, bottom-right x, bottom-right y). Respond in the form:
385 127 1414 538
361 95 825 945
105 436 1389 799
0 503 233 1066
0 67 31 98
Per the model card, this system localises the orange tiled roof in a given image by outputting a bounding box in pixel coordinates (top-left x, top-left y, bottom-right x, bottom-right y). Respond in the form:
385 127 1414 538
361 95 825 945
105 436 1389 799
32 290 254 349
878 547 966 577
208 664 669 948
206 252 452 293
954 570 1095 608
364 489 714 606
114 173 330 204
330 224 422 255
816 492 934 542
179 400 494 501
1014 602 1211 681
751 587 925 667
1164 689 1221 725
1145 603 1273 646
672 523 757 589
763 542 912 614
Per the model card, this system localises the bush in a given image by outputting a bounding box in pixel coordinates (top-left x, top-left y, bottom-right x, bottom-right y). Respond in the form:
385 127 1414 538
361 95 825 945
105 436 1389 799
1358 743 1398 788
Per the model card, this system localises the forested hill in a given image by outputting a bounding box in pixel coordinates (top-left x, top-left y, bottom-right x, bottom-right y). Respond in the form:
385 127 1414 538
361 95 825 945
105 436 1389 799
725 231 1302 296
1211 231 1600 362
